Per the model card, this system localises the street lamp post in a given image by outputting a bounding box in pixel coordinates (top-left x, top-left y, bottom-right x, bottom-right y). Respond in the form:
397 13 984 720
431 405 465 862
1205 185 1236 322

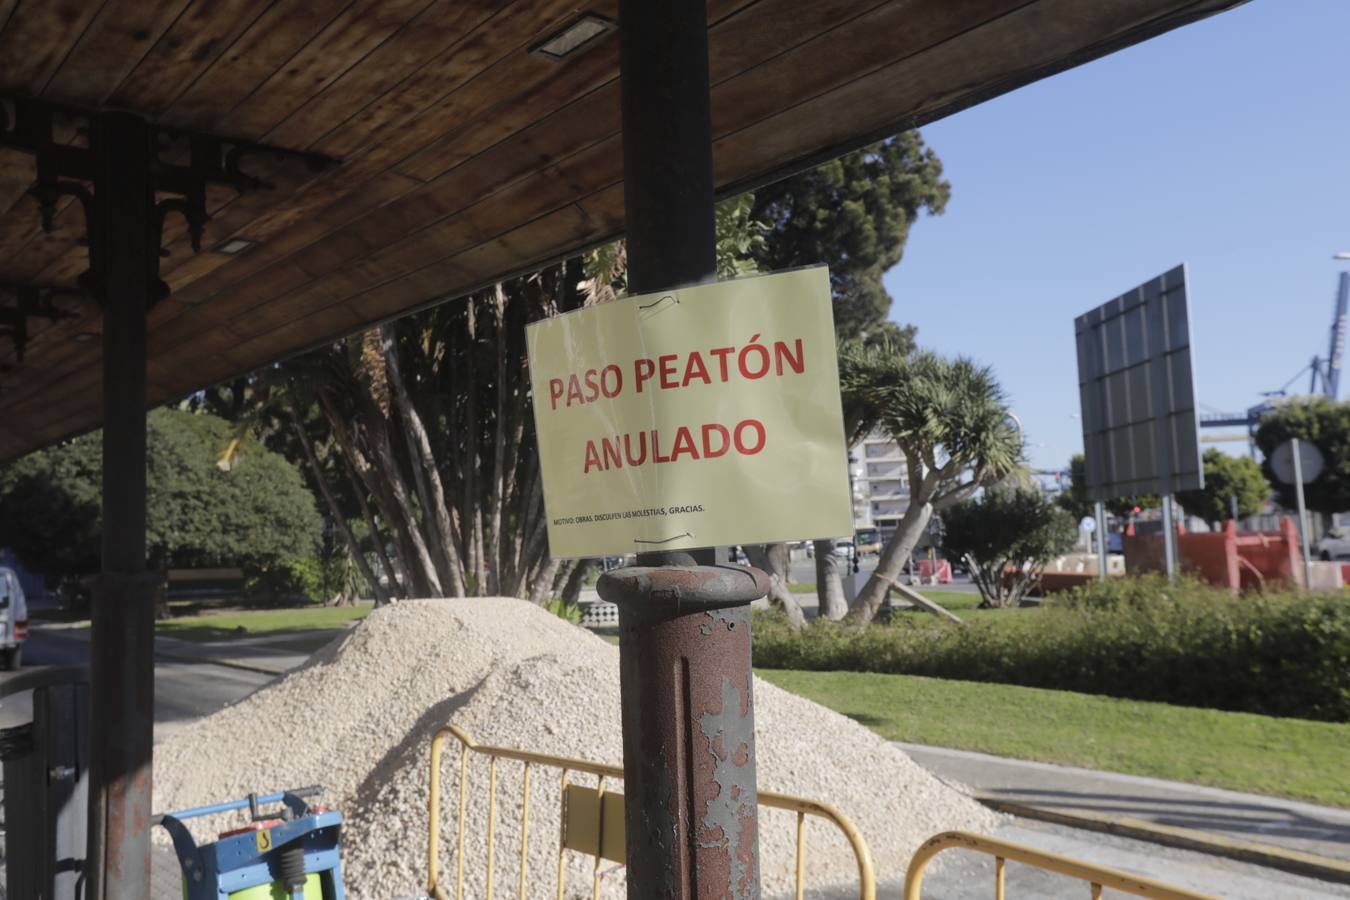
847 453 858 531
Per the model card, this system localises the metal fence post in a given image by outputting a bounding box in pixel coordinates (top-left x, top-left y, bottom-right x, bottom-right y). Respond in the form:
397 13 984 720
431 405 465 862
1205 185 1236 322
1094 500 1108 581
2 668 90 900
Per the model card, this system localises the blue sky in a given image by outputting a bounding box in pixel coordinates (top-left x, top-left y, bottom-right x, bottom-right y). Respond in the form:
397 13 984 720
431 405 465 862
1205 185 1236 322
884 0 1350 473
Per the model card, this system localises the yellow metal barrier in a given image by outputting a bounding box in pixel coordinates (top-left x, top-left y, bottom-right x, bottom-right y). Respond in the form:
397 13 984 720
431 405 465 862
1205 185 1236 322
427 725 877 900
902 831 1218 900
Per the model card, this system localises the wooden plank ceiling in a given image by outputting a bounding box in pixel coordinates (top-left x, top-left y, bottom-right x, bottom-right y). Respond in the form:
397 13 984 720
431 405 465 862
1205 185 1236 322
0 0 1243 461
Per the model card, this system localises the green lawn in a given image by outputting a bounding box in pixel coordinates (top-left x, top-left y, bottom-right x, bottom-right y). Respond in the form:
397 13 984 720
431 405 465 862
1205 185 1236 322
757 668 1350 808
157 606 370 643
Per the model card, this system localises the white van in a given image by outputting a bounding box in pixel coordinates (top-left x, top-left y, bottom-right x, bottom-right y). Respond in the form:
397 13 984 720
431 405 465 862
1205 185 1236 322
0 567 28 670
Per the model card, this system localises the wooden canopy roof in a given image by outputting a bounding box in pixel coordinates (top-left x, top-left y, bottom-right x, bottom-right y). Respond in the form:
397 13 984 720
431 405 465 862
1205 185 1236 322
0 0 1242 461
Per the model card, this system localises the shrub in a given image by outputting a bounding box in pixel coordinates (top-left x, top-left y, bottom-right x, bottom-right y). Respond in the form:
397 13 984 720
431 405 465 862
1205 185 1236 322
752 578 1350 722
244 558 326 606
542 597 583 625
941 487 1077 607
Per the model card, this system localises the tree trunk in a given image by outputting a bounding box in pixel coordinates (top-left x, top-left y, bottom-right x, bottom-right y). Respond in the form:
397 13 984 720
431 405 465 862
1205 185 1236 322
486 285 509 595
847 500 934 626
561 559 594 608
381 324 467 597
813 539 848 620
345 459 401 601
550 560 575 598
320 390 443 597
368 425 446 597
287 413 390 607
527 557 560 606
745 543 806 628
464 299 483 593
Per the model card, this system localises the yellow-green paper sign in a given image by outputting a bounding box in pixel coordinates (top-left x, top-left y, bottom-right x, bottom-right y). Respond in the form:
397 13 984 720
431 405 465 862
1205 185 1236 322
526 266 852 559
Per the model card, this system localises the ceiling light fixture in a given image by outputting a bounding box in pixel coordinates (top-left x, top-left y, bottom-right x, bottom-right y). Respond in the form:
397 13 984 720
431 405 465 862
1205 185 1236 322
216 238 258 255
71 331 99 343
532 14 615 60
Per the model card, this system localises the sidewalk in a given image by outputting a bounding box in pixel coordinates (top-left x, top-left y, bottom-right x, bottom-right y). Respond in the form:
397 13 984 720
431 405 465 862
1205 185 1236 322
900 742 1350 881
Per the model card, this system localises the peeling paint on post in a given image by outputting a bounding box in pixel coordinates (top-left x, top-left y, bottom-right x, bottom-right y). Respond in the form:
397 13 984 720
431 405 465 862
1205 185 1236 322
698 673 760 896
600 567 767 898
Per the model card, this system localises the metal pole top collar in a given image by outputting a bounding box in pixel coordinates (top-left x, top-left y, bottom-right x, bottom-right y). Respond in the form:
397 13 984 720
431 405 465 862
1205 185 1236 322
597 564 770 612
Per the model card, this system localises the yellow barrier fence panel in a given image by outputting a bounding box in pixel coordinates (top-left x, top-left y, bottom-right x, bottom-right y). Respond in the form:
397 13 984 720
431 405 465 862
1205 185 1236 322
903 831 1218 900
426 725 877 900
561 784 627 864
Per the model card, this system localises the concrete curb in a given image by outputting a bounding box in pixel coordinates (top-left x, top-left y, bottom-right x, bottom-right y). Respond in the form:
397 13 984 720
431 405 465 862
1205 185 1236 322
977 795 1350 886
151 650 291 677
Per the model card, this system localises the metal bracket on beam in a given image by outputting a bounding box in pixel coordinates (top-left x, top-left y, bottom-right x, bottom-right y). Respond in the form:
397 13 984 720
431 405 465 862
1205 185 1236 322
0 283 83 364
0 96 338 308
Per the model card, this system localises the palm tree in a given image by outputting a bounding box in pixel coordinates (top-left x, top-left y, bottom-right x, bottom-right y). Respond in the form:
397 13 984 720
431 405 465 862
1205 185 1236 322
807 338 905 619
840 347 1023 625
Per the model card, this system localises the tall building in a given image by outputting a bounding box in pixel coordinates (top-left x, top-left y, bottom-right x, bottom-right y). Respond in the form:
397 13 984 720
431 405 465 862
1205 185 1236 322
851 432 910 537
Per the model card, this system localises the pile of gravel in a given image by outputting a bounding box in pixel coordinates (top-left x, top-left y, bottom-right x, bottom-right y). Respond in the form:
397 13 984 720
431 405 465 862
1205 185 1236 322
153 599 998 898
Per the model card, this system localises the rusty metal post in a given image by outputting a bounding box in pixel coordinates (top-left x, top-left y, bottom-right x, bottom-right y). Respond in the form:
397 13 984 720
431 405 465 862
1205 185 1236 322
87 111 158 900
600 568 769 898
607 1 768 896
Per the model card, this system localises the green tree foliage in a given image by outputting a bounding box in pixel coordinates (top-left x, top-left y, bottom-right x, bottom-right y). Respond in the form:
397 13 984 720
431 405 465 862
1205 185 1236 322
942 488 1077 608
1055 453 1160 519
1054 455 1091 520
0 441 101 575
1176 449 1269 526
840 346 1023 624
0 409 321 577
210 135 950 609
1255 397 1350 513
749 133 949 341
580 193 769 303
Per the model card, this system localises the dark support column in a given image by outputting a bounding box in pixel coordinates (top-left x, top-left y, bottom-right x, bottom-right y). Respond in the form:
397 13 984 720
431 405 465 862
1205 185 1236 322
87 111 158 900
619 0 717 298
602 2 767 897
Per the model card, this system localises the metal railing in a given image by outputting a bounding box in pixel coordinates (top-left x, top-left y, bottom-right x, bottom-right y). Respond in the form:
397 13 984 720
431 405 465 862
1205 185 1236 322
902 831 1217 900
427 725 876 900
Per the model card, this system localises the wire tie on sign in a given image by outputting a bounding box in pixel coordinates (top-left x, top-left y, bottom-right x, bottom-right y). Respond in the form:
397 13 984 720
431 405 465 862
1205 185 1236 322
634 532 693 545
637 294 678 311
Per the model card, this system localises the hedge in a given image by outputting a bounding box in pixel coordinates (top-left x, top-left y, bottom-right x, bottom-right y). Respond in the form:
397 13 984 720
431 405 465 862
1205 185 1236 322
752 577 1350 722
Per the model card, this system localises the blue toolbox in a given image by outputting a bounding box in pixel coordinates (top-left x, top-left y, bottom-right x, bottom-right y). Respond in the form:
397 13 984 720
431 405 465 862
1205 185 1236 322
154 787 345 900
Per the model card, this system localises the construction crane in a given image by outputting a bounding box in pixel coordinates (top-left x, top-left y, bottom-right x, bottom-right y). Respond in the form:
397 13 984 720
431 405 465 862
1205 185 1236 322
1199 271 1349 449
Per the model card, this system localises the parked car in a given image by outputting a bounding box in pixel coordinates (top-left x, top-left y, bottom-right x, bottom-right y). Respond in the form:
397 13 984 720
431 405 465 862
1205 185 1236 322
0 567 28 670
854 529 882 555
1314 527 1350 561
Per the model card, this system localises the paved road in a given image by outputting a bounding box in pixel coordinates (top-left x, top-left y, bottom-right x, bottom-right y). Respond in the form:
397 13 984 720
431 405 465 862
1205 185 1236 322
900 743 1350 865
916 820 1350 900
2 630 274 740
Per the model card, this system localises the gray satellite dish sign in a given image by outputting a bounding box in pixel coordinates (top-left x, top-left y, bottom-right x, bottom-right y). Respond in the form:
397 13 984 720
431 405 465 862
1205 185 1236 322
1270 440 1324 486
1075 265 1204 501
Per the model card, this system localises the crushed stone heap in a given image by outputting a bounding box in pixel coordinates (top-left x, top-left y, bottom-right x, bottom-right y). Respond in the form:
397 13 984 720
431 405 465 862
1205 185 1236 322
154 598 998 898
